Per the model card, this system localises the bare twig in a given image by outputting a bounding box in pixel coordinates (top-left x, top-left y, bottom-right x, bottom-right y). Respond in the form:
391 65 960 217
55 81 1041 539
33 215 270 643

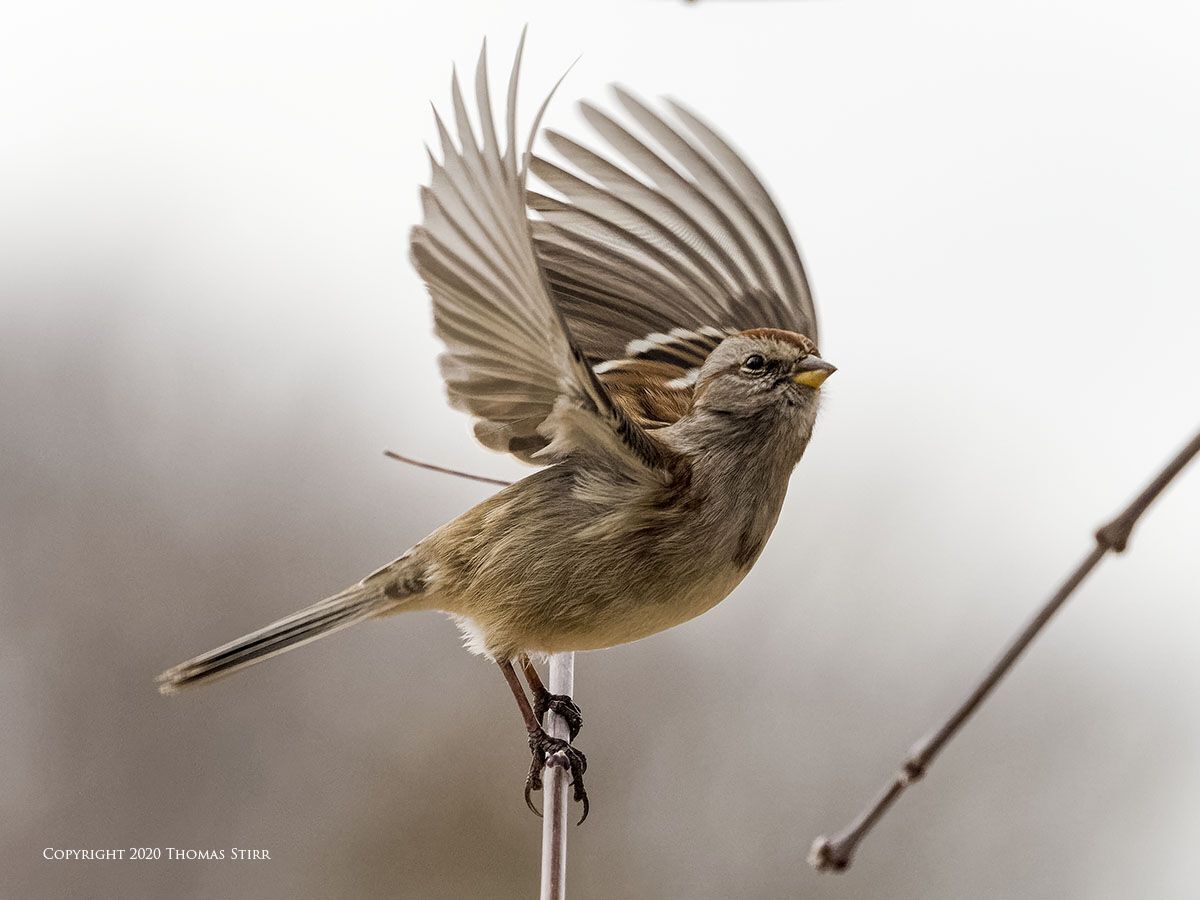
540 652 575 900
810 426 1200 873
383 449 512 487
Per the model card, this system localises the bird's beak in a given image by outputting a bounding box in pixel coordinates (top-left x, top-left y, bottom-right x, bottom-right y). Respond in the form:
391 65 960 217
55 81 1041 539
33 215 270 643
791 356 837 389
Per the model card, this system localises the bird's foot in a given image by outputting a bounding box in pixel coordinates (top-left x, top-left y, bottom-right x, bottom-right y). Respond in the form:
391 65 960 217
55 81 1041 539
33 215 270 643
533 691 583 741
524 729 589 824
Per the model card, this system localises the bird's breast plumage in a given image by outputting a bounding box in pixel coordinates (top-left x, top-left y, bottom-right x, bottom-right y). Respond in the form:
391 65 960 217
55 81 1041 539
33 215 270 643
423 412 806 661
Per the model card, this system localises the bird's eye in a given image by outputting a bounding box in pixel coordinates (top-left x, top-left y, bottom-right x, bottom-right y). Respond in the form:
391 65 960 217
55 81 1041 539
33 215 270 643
742 354 766 372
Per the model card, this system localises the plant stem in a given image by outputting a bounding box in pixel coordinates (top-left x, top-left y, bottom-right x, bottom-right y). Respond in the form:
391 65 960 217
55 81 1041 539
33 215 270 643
383 450 512 487
540 653 575 900
810 426 1200 873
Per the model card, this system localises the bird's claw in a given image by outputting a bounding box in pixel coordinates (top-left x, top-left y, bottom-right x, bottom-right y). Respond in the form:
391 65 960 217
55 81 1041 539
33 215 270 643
533 691 583 741
524 729 589 824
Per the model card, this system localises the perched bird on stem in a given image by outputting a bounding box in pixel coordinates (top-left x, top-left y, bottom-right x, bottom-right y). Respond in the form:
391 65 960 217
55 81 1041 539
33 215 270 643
158 32 834 822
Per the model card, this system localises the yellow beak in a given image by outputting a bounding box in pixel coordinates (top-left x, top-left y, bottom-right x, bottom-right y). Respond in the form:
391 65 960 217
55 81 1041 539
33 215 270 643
791 356 837 389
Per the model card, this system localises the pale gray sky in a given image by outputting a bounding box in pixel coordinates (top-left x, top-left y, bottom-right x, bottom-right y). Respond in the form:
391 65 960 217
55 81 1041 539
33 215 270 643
3 2 1199 897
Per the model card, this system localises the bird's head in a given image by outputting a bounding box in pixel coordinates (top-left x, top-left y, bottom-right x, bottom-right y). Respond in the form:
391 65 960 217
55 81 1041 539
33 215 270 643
691 328 835 419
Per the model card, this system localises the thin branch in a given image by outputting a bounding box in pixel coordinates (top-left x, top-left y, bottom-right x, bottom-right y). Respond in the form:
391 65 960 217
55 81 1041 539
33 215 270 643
540 652 575 900
810 425 1200 873
383 450 513 487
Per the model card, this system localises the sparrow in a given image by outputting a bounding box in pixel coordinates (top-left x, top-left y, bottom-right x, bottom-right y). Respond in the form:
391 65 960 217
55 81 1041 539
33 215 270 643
157 34 834 823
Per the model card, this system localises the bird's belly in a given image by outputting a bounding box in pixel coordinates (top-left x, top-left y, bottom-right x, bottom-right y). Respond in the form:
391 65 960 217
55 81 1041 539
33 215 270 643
444 556 750 660
433 475 785 661
528 561 750 654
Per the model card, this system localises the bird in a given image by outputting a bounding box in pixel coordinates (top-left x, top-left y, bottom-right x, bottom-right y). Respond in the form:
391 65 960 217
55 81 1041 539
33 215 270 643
157 33 835 823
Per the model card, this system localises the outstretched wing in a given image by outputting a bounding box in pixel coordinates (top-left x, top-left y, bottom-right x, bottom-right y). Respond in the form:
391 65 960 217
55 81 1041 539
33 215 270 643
410 36 677 477
529 87 818 425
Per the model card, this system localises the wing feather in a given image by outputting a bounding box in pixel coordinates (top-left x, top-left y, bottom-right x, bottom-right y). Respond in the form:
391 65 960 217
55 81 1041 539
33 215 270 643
411 35 677 477
527 85 819 426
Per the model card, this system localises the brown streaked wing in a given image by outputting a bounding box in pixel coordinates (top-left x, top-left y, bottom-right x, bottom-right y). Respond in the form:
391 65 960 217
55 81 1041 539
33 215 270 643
528 86 818 429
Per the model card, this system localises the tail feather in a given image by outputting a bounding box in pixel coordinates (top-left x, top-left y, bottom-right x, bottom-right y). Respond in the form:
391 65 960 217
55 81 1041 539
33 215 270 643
157 555 425 693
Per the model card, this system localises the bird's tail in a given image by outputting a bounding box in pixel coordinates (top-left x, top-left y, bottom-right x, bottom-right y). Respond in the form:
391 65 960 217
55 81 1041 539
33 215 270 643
156 553 427 694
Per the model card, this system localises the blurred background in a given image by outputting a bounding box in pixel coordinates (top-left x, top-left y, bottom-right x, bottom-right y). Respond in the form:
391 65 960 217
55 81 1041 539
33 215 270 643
3 1 1199 897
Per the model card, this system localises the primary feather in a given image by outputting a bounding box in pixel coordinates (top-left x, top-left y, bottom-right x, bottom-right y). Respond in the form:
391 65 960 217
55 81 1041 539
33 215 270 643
409 33 675 478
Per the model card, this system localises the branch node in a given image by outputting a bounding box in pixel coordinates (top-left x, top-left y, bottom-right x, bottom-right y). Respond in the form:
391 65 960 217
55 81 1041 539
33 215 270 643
1094 516 1132 553
807 836 848 872
900 757 927 785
